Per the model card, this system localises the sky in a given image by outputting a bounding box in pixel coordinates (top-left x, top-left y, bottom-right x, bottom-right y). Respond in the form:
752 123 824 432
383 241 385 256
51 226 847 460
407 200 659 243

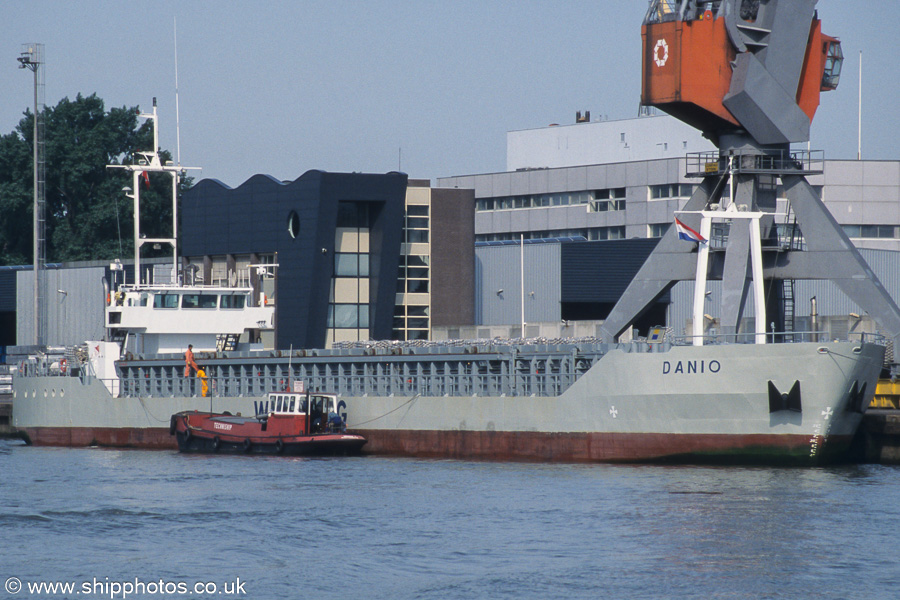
1 1 897 188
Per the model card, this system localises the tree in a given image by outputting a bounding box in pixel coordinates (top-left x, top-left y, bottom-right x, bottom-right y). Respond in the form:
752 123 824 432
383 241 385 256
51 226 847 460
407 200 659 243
0 93 192 266
0 128 33 265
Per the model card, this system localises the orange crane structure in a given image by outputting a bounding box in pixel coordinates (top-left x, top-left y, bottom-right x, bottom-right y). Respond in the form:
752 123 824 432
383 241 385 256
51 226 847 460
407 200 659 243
641 0 843 144
601 0 900 353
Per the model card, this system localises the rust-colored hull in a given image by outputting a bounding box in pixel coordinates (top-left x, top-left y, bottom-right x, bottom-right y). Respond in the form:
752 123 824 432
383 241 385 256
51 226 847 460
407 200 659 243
19 426 851 464
20 427 177 450
358 429 851 464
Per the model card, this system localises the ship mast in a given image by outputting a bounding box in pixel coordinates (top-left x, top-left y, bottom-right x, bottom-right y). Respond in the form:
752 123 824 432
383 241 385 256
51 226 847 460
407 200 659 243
107 98 199 287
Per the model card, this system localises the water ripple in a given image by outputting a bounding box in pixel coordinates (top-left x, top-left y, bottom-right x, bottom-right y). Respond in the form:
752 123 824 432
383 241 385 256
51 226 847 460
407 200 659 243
1 447 898 599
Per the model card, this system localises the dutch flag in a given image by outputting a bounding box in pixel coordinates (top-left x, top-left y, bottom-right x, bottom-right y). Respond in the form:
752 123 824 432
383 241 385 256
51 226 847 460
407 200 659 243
674 217 706 244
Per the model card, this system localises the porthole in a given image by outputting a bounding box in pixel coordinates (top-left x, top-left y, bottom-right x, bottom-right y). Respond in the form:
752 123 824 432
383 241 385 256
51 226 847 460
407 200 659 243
287 211 300 239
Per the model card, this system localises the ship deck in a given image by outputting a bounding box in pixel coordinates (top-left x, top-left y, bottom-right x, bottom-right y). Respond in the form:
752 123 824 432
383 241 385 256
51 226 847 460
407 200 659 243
116 339 617 399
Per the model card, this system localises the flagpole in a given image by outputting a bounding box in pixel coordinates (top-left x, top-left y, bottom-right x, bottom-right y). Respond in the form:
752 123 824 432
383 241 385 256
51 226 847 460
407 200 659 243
857 50 862 161
520 233 525 337
691 217 712 346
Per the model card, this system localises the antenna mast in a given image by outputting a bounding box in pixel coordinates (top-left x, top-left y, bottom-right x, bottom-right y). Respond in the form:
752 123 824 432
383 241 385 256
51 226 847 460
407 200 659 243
174 16 182 166
107 101 200 286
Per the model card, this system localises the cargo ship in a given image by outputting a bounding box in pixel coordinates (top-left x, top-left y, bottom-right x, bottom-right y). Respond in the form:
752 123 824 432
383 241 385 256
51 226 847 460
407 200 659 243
10 334 886 464
9 1 900 464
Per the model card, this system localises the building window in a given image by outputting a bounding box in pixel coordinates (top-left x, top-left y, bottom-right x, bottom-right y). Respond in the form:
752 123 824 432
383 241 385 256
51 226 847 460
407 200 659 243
393 304 430 341
287 210 300 239
648 223 670 238
475 229 591 243
335 253 369 277
589 187 626 212
406 279 429 293
395 198 432 341
474 191 594 212
328 304 369 328
649 183 694 199
407 229 429 244
589 226 626 241
405 205 430 244
843 225 899 239
328 201 372 345
398 254 429 281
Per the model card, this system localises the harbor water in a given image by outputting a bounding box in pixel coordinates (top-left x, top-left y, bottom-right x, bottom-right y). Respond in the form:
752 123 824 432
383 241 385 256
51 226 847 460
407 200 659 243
1 440 899 599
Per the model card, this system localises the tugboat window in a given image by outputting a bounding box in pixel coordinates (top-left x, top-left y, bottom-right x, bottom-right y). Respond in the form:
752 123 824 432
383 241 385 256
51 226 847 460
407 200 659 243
287 210 300 239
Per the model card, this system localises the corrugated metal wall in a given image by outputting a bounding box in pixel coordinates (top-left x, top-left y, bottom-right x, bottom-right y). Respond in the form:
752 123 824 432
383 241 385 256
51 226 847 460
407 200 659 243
16 266 107 346
475 242 561 327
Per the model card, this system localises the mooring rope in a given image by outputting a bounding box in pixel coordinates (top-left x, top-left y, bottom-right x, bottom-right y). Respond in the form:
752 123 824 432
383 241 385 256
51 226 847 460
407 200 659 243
346 394 420 428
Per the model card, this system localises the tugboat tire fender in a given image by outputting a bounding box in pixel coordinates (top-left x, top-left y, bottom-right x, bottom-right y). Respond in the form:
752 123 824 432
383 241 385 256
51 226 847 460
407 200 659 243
212 436 220 451
275 439 284 454
169 415 178 436
243 438 252 452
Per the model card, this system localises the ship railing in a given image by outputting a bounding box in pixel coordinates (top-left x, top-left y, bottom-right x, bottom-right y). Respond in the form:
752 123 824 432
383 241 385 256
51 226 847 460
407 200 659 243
114 348 610 400
115 281 253 292
644 0 712 24
14 358 76 378
673 330 888 346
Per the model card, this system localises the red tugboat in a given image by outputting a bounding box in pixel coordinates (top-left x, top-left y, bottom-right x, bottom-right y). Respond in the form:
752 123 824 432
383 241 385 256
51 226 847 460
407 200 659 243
170 391 366 456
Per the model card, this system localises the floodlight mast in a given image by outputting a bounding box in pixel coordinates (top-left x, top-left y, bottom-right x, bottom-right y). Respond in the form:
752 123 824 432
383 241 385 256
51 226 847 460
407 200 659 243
18 43 45 346
107 98 200 287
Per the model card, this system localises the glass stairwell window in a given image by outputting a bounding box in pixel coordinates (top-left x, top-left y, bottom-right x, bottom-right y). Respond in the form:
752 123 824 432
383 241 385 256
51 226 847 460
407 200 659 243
327 201 372 346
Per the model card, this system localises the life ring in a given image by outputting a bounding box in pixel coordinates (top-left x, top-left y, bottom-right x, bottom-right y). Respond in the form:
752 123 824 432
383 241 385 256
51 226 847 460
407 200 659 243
275 439 284 454
212 436 220 451
243 438 252 452
59 358 68 374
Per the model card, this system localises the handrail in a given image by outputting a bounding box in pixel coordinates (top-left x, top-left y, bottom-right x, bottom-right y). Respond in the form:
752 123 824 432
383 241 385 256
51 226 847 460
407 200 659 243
685 149 825 178
672 330 886 346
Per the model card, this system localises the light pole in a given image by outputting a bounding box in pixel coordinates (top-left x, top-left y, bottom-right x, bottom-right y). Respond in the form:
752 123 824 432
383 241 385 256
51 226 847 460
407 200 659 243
18 43 44 346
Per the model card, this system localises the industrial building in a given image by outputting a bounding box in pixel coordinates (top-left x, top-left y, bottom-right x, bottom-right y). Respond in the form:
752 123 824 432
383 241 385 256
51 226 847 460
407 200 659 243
8 171 476 350
436 113 900 341
6 112 900 349
439 114 900 250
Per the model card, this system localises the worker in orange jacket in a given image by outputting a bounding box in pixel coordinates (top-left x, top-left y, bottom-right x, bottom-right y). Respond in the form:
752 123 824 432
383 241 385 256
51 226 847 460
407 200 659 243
184 344 199 377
